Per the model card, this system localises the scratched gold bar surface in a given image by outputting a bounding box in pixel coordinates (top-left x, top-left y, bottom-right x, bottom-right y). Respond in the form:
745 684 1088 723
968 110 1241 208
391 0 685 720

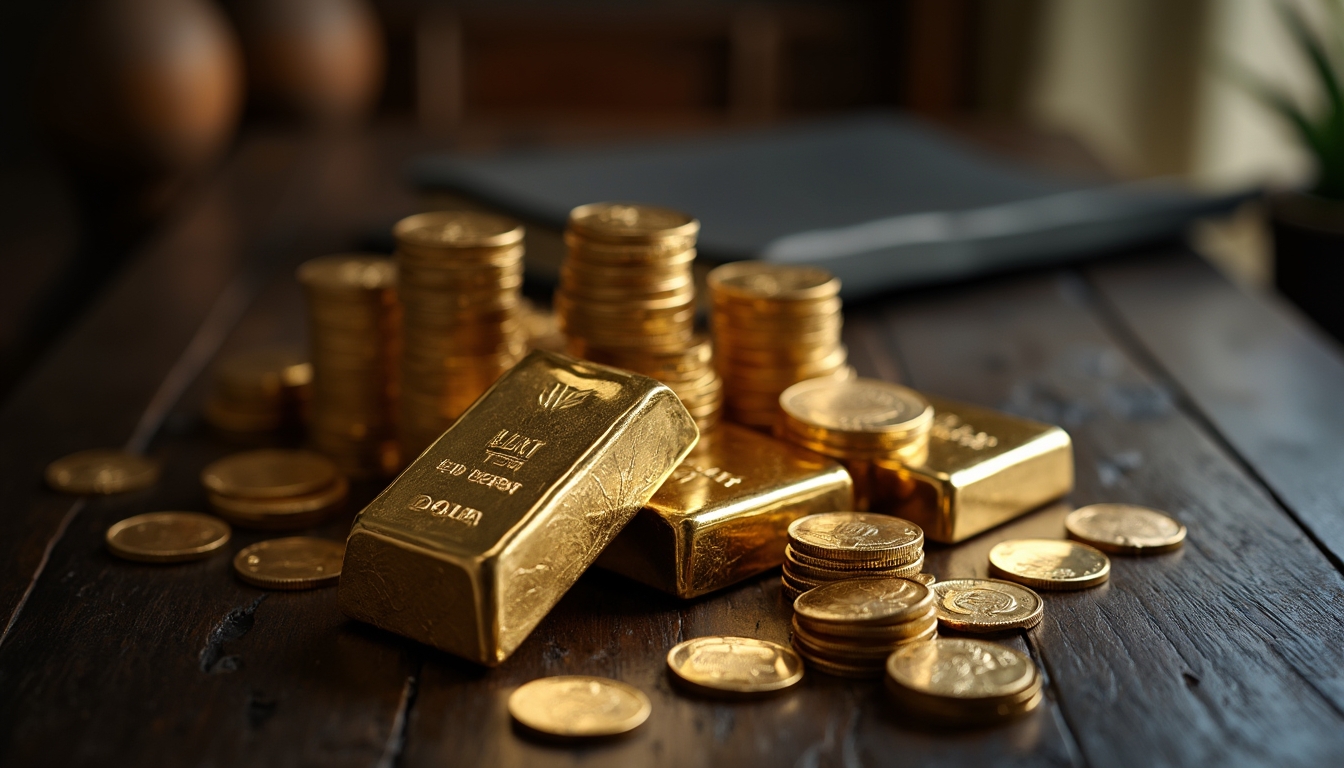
873 396 1073 543
597 423 853 599
338 350 699 664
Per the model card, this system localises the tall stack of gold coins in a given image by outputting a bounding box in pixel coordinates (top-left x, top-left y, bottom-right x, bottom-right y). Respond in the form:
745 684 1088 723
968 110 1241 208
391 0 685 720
707 262 849 429
204 347 311 433
393 211 527 458
885 638 1043 722
777 377 933 509
791 577 938 678
556 202 722 432
781 512 926 601
298 254 400 477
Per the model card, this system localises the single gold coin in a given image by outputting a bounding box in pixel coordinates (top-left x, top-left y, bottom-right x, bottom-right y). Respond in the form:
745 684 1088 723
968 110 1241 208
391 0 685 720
46 450 159 495
931 579 1044 633
779 378 933 437
666 636 803 697
793 577 933 626
1065 503 1187 555
568 202 699 243
886 638 1037 702
988 539 1110 591
201 449 339 500
232 537 345 590
508 676 652 738
106 512 231 563
788 512 923 562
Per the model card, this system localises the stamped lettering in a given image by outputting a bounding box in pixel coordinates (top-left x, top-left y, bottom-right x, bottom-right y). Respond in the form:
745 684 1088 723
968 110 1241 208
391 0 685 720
408 493 482 527
670 463 744 488
468 468 524 495
931 413 998 450
485 429 546 472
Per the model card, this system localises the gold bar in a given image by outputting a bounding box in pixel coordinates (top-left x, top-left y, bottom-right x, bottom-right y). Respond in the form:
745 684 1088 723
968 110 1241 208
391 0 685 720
597 424 853 598
873 396 1073 543
339 350 698 665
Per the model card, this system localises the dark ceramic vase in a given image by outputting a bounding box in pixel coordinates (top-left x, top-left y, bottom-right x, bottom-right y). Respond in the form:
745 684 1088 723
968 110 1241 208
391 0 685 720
1272 192 1344 342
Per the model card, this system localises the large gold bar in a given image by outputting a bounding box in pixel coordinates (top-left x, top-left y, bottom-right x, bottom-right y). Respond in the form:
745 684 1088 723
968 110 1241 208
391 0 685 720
597 424 853 598
873 396 1073 543
339 350 698 665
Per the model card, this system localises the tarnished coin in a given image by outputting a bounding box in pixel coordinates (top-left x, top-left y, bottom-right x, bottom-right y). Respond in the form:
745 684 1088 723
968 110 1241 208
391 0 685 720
989 539 1110 591
780 378 933 437
46 450 159 495
794 577 932 626
202 449 339 500
788 512 923 562
931 579 1044 633
232 537 344 590
1066 503 1187 555
106 512 231 563
508 676 651 738
886 638 1037 702
667 636 804 696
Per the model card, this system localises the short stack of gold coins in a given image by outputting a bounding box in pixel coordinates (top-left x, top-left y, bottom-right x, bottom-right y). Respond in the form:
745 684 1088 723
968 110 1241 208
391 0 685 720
298 254 400 478
707 261 849 429
201 449 348 530
393 211 527 458
885 638 1043 723
203 347 311 433
777 377 934 510
556 203 723 432
791 577 939 678
782 512 926 601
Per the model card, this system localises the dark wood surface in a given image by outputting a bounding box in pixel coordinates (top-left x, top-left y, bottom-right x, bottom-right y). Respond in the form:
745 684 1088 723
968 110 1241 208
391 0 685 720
1 127 1342 768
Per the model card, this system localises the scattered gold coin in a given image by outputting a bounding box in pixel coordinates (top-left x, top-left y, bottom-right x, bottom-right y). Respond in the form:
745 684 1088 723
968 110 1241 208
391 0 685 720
885 638 1041 723
46 449 159 495
106 512 231 563
201 449 339 499
508 676 651 738
988 539 1110 591
232 537 345 590
931 578 1044 633
666 636 803 697
793 577 932 626
207 476 349 530
787 512 924 562
1066 503 1187 555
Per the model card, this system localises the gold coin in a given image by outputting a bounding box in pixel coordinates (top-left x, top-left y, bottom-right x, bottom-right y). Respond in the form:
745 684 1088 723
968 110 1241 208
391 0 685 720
297 254 396 292
793 577 932 626
788 512 923 562
201 449 339 499
1065 503 1187 554
779 378 932 437
568 202 699 243
393 210 524 249
207 476 349 530
106 512 231 563
46 449 159 495
232 537 345 590
666 636 803 696
508 676 652 738
785 543 922 570
931 579 1044 633
795 607 937 642
707 261 841 302
784 549 924 583
912 573 936 586
988 539 1110 591
886 638 1037 702
793 618 937 661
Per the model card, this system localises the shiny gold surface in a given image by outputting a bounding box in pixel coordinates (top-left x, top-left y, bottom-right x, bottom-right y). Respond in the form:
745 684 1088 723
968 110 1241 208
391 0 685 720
874 396 1074 543
793 577 932 625
233 537 345 590
788 512 924 561
207 476 348 530
105 512 231 563
884 638 1042 722
596 424 852 598
988 539 1110 590
46 449 160 495
1065 503 1187 554
666 636 804 696
508 676 651 738
791 577 938 677
339 350 698 665
931 578 1044 633
201 449 339 499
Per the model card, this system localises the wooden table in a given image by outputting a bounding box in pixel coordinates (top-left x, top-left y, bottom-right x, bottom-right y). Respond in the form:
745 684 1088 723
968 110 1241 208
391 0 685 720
2 126 1342 768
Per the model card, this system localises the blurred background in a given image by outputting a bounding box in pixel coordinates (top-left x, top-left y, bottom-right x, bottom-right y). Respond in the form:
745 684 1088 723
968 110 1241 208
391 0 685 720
0 0 1336 401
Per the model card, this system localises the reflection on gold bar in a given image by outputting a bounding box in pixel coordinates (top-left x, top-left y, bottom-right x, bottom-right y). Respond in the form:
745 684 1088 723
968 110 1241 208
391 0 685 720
873 396 1073 544
339 350 698 665
597 424 853 599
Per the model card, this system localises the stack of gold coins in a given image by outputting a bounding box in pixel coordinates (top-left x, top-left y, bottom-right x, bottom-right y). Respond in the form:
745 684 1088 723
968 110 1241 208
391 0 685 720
298 254 400 478
707 262 849 429
394 211 527 457
556 202 722 431
782 512 926 600
201 449 348 530
777 377 934 509
204 347 311 433
791 577 938 678
885 638 1043 722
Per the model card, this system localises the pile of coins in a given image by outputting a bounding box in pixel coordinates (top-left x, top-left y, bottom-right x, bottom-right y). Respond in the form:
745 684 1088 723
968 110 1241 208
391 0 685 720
791 577 938 678
885 638 1042 723
782 512 927 601
707 261 849 429
201 449 347 530
556 203 723 431
298 254 400 478
394 211 527 457
777 377 934 509
203 347 311 433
